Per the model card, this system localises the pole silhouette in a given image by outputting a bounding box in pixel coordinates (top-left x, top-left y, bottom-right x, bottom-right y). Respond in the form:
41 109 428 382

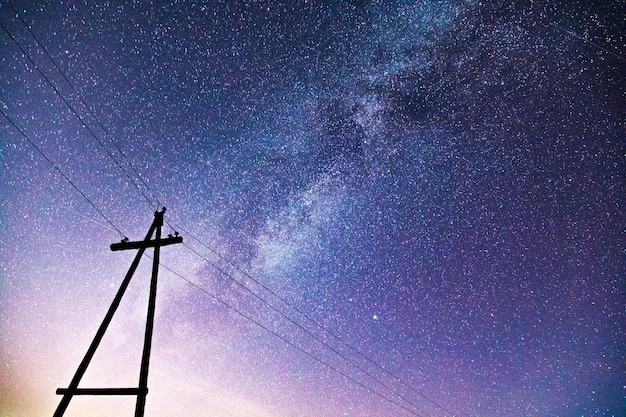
53 208 182 417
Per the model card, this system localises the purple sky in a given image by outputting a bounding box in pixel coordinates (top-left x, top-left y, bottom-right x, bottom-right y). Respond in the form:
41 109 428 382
1 1 624 416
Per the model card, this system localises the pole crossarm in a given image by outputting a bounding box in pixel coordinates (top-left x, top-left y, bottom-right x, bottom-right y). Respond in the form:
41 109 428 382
110 235 183 251
52 208 181 417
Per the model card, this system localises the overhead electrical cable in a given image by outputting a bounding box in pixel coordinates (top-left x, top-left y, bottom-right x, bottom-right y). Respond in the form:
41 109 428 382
181 240 435 417
168 217 457 417
0 106 126 239
8 0 164 208
153 257 431 417
0 18 158 211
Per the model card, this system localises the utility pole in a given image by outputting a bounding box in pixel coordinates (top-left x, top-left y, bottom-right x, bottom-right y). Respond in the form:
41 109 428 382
53 208 182 417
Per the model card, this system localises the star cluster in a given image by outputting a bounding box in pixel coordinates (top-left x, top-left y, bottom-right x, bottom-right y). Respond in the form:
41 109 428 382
0 1 624 417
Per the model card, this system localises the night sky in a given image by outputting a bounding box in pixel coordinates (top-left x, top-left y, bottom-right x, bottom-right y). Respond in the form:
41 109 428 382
0 1 624 416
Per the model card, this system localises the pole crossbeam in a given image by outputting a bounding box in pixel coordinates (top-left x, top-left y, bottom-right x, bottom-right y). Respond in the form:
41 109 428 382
111 235 182 251
56 388 146 396
53 208 181 417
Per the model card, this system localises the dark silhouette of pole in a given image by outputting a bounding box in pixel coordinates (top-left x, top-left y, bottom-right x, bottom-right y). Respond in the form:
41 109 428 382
53 208 181 417
135 209 163 417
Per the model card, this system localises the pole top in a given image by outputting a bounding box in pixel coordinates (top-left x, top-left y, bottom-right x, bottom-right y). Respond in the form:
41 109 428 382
110 209 182 251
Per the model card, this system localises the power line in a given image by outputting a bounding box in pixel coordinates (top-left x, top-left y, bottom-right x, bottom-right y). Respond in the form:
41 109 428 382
0 17 159 211
168 217 456 417
180 240 435 416
8 0 164 209
0 106 126 239
154 258 429 417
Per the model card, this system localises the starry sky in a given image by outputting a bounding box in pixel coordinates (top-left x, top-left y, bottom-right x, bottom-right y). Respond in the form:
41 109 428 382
0 1 624 416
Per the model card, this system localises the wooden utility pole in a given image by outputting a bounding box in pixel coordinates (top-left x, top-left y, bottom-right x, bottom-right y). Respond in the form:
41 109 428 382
53 208 182 417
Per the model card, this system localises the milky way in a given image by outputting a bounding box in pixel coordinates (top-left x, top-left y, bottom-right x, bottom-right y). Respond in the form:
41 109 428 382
0 1 624 416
